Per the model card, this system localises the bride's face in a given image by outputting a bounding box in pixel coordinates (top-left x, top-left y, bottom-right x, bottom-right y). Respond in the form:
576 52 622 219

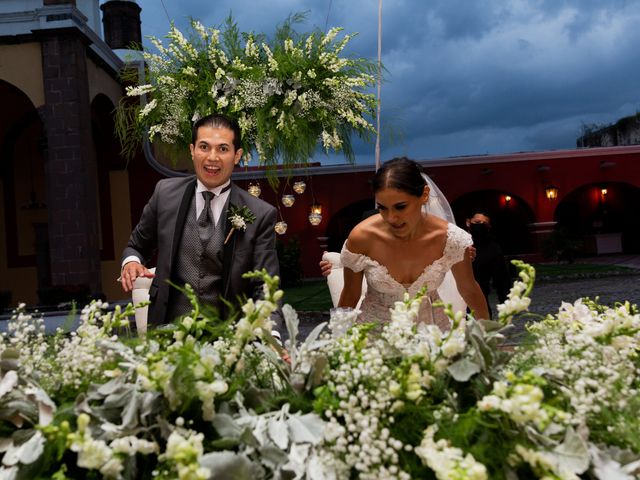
376 186 429 237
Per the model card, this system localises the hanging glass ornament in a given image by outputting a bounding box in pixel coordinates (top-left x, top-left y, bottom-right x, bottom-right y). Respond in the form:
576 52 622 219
308 203 322 225
281 194 295 207
293 180 307 194
274 221 288 235
248 182 261 197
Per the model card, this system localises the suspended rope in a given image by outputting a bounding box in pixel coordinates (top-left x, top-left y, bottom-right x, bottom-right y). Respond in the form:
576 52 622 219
159 0 172 26
375 0 382 171
324 0 333 33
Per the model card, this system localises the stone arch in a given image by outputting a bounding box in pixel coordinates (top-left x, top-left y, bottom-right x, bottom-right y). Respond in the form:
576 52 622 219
450 189 536 255
554 182 640 254
91 93 126 170
0 79 49 304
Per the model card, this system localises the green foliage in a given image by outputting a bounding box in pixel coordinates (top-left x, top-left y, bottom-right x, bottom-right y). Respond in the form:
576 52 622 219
276 236 302 287
116 14 377 182
541 226 584 263
3 266 640 478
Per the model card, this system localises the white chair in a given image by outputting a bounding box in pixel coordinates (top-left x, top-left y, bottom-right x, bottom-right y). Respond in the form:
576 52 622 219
322 252 366 309
131 267 155 335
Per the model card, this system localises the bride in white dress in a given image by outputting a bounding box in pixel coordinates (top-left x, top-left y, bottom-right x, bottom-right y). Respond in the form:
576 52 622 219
338 158 489 330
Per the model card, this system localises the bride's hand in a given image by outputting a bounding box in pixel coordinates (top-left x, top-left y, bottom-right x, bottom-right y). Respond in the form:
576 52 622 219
467 245 477 262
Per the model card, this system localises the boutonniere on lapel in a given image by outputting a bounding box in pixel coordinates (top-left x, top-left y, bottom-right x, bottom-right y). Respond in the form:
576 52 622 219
224 205 257 245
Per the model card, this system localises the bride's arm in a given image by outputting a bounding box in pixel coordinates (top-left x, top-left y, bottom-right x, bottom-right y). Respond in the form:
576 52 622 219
338 267 364 308
451 249 490 320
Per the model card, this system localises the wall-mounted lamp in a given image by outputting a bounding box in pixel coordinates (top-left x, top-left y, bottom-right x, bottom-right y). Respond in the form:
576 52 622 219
600 187 608 202
308 203 322 226
545 185 559 200
504 195 512 205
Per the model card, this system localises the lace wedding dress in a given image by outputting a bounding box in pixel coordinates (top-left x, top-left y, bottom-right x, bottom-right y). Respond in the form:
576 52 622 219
340 223 472 331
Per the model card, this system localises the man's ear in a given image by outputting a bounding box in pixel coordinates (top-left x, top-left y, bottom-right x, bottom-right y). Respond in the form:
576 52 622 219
234 147 243 165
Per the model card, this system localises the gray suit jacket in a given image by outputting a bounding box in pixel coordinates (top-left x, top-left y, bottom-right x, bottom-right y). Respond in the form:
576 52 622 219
122 177 281 328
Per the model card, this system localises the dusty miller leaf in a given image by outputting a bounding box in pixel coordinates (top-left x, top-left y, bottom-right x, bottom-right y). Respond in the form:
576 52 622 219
286 413 326 445
267 417 289 450
199 451 256 479
447 357 482 382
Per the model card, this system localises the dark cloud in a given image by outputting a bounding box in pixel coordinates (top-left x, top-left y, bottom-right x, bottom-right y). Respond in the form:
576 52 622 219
133 0 640 163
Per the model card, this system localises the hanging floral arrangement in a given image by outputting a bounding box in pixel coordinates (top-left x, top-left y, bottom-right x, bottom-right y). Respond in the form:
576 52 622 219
116 14 378 176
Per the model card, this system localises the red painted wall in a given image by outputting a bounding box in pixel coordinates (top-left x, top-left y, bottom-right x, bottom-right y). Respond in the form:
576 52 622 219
129 146 640 279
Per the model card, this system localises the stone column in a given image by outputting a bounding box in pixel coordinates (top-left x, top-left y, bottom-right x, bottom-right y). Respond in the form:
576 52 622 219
39 29 102 296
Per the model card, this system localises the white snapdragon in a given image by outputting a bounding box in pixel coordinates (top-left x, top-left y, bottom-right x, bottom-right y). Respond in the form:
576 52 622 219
441 330 466 358
138 98 157 119
261 43 279 71
110 436 159 456
160 430 210 480
196 379 228 420
125 84 155 97
321 27 343 46
497 261 535 325
69 413 123 478
244 35 259 58
415 426 488 480
478 380 550 431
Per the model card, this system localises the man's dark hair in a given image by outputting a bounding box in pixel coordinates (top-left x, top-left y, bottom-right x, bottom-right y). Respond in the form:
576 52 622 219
192 114 242 150
468 209 492 221
371 157 426 197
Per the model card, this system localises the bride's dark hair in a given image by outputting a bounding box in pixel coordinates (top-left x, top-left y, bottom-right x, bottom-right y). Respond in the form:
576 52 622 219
372 157 427 197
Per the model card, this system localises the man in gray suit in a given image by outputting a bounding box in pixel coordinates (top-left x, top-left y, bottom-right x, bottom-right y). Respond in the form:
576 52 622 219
120 114 281 328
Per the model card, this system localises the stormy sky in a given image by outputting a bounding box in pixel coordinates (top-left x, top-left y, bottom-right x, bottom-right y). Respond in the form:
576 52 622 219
133 0 640 164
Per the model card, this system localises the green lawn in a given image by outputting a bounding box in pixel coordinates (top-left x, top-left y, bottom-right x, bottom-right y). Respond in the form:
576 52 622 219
282 263 637 312
282 280 333 312
531 262 636 278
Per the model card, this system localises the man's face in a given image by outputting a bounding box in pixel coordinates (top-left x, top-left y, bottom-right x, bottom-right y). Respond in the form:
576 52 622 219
467 213 491 228
189 126 242 189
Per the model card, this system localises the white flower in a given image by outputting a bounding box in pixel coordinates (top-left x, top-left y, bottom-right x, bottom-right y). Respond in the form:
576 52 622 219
230 214 247 231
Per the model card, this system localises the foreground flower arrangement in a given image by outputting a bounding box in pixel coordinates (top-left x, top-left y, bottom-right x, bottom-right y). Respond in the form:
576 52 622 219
116 15 377 174
1 263 639 479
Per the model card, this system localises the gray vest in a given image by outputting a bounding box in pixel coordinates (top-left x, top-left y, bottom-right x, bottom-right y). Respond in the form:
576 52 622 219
167 196 226 321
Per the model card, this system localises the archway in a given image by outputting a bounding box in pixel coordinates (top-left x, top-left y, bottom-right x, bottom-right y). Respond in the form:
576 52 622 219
0 79 48 305
325 198 375 252
555 182 640 254
451 190 536 255
91 93 124 261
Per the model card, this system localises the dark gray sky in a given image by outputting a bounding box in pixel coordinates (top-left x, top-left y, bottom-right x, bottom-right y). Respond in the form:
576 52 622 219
133 0 640 164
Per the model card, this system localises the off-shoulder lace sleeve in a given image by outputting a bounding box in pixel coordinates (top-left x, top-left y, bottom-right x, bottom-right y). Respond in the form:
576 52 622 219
444 224 473 265
341 245 369 273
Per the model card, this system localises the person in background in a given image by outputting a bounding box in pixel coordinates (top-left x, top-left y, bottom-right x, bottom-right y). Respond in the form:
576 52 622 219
466 210 510 318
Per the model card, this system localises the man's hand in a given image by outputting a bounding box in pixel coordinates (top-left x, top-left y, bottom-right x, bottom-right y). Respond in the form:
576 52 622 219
120 262 155 293
467 245 477 262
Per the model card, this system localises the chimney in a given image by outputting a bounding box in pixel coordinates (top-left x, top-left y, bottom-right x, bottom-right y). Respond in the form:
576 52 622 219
100 1 142 50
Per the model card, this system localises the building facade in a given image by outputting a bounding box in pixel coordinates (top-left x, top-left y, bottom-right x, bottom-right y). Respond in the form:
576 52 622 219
0 0 143 306
1 1 639 310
